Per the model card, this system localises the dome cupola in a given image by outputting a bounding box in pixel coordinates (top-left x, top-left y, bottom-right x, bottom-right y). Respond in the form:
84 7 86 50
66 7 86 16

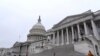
27 16 46 42
30 16 45 31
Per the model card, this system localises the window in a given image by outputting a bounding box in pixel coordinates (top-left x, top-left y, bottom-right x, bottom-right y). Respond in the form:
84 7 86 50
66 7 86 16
95 45 99 56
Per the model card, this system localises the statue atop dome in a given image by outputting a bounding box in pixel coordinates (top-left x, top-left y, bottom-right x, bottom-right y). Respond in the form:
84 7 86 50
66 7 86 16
38 16 41 23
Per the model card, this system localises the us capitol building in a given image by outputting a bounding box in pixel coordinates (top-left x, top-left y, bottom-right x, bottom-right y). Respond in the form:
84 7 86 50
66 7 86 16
1 10 100 56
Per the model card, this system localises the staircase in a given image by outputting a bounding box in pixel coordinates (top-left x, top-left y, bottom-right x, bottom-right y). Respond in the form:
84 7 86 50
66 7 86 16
29 44 86 56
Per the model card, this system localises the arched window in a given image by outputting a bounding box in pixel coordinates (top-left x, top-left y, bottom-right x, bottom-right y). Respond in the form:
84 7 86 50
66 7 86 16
95 45 99 56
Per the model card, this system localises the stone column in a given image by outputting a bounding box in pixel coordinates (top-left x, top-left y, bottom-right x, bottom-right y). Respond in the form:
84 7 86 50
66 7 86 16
66 28 69 44
83 22 89 37
19 45 22 56
77 24 81 41
61 29 64 45
47 36 51 43
53 32 55 45
57 30 59 46
91 20 100 40
26 45 29 56
71 26 74 43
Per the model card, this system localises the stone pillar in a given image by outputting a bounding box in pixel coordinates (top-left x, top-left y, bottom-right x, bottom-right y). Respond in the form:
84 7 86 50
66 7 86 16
83 22 89 37
91 20 100 40
47 36 51 43
66 28 69 44
90 20 100 56
77 24 81 41
19 45 22 56
57 30 59 46
53 32 55 45
61 29 64 45
83 22 89 36
26 45 29 56
71 26 74 43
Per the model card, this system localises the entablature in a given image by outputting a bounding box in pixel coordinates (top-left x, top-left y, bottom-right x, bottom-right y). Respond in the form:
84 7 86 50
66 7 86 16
53 14 93 31
52 10 92 29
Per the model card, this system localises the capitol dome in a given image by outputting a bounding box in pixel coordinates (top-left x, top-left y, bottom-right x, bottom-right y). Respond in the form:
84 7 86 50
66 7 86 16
32 21 45 31
27 16 46 42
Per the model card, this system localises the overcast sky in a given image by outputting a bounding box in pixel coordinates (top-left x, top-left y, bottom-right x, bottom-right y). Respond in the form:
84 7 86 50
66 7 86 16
0 0 100 48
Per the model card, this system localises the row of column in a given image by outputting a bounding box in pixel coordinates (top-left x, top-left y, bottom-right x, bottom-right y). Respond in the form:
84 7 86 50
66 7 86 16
51 19 99 46
52 25 82 45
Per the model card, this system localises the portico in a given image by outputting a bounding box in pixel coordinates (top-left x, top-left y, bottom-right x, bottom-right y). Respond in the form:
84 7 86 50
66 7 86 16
47 10 100 56
50 20 98 45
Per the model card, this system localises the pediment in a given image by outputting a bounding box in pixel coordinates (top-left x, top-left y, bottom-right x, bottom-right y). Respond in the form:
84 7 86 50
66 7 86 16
52 10 92 29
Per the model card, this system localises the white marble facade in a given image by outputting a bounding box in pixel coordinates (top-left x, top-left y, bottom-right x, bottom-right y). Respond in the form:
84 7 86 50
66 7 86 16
47 10 100 56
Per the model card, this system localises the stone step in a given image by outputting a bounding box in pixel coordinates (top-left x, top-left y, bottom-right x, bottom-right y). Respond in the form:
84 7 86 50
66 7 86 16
30 44 86 56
